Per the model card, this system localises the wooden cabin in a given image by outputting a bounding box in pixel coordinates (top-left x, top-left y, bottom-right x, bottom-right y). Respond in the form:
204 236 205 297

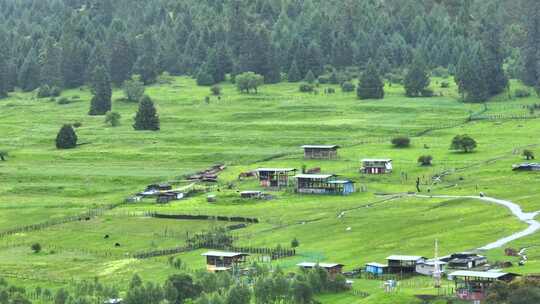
202 251 249 272
256 168 296 189
302 145 340 160
365 262 388 275
361 159 393 174
297 262 344 279
442 252 487 270
512 163 540 171
295 174 355 195
449 271 519 301
386 255 426 273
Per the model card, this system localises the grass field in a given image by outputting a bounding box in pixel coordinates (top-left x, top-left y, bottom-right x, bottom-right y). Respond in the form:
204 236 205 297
1 76 540 303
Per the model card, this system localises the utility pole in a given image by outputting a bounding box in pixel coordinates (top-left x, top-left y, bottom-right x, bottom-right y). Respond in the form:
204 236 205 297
433 239 442 289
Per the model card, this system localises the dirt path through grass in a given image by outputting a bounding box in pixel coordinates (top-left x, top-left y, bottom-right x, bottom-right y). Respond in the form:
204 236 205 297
414 194 540 250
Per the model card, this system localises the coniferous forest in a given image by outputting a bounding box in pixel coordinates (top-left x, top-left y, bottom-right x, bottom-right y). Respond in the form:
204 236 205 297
0 0 539 102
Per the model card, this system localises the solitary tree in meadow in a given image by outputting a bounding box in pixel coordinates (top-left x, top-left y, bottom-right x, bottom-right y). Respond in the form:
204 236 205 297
55 125 78 149
236 72 264 94
133 95 160 131
89 65 112 115
391 136 411 148
450 134 477 153
418 155 433 166
31 243 41 253
357 62 384 100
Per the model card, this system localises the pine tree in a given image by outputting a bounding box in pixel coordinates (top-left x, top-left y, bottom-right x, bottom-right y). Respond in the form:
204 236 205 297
39 37 63 88
61 30 87 88
18 47 41 92
304 70 316 84
55 124 78 149
196 67 215 86
288 60 302 82
264 46 281 84
305 42 324 76
479 2 508 96
89 65 112 115
110 34 136 86
0 52 7 98
133 95 160 131
522 0 540 86
357 62 384 99
404 53 430 97
455 47 489 102
133 31 159 85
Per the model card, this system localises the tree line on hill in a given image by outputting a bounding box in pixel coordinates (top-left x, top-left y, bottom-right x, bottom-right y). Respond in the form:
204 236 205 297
0 0 539 103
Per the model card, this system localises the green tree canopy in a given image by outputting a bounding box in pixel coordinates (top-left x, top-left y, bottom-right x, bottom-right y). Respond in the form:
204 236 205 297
133 95 160 131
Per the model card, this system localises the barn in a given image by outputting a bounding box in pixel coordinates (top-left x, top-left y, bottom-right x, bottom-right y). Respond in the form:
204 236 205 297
302 145 340 160
297 262 345 279
256 168 296 189
202 251 249 272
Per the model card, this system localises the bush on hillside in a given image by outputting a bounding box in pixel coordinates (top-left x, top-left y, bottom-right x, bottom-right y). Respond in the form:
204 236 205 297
440 81 450 88
210 85 221 96
341 81 355 92
391 136 411 148
37 85 51 98
31 243 41 253
418 155 433 166
450 134 477 153
299 83 315 93
515 88 531 98
123 75 145 102
57 97 71 105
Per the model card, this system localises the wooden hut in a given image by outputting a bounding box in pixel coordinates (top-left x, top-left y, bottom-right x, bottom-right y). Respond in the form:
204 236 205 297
297 262 344 279
295 174 355 195
449 271 519 301
202 251 249 272
302 145 340 160
361 159 393 174
256 168 296 189
386 255 426 273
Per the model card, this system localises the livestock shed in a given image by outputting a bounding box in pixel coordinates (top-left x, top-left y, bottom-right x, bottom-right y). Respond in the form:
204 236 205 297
361 159 393 174
442 252 487 269
365 262 388 275
295 174 355 195
449 271 519 301
297 262 345 279
202 251 249 272
386 255 426 273
302 145 340 160
256 168 296 189
512 163 540 171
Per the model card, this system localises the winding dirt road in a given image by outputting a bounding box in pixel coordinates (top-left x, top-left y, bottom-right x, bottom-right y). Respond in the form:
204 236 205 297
414 194 540 250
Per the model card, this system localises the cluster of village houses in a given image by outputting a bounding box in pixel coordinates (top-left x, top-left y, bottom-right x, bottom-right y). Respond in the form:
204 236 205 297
201 250 519 302
128 145 529 301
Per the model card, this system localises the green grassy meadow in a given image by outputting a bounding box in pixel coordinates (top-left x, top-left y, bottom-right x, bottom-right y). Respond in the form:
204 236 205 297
1 76 540 303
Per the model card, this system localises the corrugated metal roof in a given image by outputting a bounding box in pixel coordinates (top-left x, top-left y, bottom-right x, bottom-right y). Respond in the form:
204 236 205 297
449 270 510 279
297 262 344 268
366 262 388 268
302 145 340 149
327 180 354 184
386 255 425 261
362 159 392 162
295 174 334 179
256 168 296 172
201 251 248 257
